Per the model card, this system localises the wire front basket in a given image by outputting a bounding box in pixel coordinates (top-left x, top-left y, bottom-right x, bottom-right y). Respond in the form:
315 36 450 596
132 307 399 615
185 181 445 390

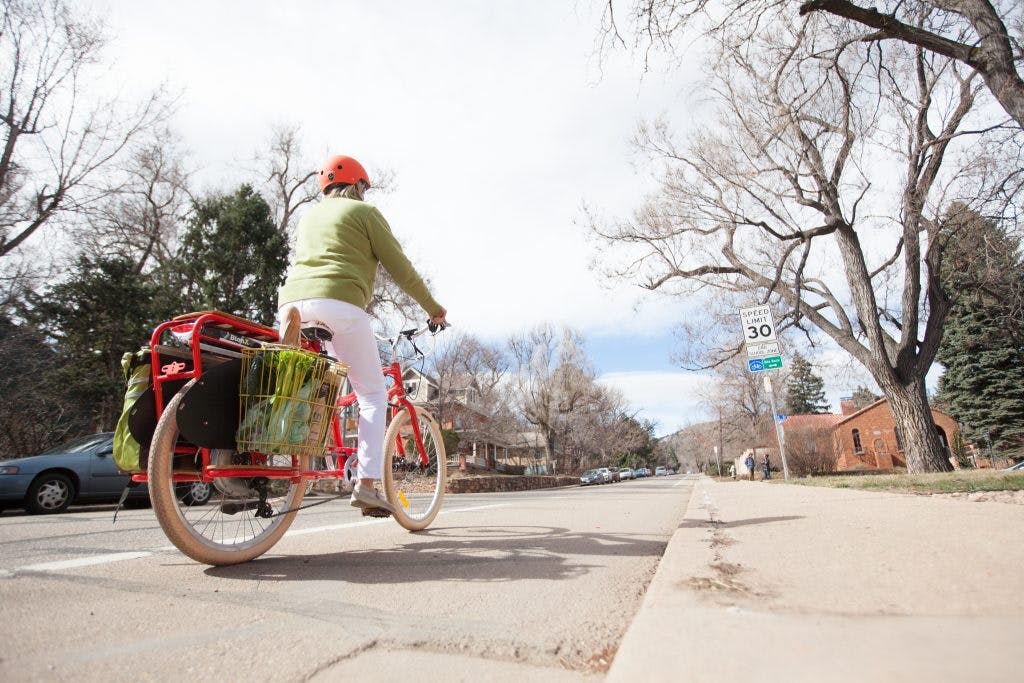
237 345 349 457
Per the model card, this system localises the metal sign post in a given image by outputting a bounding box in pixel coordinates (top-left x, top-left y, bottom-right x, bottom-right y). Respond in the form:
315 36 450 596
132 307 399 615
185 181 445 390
763 373 791 480
739 305 791 480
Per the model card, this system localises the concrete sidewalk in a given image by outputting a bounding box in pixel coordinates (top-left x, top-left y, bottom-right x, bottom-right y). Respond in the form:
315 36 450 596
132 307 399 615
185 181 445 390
608 476 1023 682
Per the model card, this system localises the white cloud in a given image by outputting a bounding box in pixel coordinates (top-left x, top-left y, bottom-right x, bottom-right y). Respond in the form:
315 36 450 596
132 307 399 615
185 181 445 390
597 371 712 436
87 2 952 431
95 1 695 345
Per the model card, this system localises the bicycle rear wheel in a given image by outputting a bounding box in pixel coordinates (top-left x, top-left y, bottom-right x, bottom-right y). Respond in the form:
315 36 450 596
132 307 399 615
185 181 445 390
148 380 306 566
382 407 446 530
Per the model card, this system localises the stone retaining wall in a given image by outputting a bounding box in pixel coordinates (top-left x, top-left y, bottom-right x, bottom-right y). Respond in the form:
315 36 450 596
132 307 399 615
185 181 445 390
446 475 578 494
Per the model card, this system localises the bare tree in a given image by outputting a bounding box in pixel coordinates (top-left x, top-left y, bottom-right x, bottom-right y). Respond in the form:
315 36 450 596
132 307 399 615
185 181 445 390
254 124 318 237
85 131 192 273
366 267 434 324
430 330 513 447
507 325 605 461
785 422 839 475
592 7 1022 472
565 385 640 472
0 0 171 258
602 1 1024 129
698 356 777 469
661 422 715 473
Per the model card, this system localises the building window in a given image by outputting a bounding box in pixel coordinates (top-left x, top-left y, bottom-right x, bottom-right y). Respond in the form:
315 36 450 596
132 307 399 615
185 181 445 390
852 428 863 453
894 427 904 452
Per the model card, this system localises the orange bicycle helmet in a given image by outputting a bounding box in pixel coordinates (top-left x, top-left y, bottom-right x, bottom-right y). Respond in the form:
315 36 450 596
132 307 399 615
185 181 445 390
319 155 371 192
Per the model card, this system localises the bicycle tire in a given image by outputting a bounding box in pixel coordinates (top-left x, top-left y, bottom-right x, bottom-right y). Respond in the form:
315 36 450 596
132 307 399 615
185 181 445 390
382 406 446 531
148 380 306 566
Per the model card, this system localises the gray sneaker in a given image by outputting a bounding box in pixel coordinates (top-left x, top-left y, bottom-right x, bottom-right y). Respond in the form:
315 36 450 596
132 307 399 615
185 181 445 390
350 484 397 515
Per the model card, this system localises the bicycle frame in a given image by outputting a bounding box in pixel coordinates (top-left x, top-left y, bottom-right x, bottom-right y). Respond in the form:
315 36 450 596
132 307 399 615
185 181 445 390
132 311 433 487
323 329 434 471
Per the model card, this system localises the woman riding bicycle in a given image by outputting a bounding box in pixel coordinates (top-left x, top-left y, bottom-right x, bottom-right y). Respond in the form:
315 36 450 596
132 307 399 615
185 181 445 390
277 154 447 516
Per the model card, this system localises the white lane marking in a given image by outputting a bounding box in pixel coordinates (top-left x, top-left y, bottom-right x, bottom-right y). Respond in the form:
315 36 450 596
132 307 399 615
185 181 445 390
286 518 386 537
5 503 516 573
17 551 152 573
442 503 510 513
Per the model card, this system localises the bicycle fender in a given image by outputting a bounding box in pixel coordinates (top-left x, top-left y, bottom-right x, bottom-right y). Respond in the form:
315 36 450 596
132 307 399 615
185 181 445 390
176 359 242 449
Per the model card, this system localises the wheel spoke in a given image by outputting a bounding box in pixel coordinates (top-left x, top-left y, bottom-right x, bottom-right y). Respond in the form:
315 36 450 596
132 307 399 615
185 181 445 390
148 380 305 565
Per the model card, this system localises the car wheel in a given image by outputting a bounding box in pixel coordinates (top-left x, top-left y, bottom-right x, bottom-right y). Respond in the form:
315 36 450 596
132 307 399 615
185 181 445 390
26 473 75 514
178 481 212 506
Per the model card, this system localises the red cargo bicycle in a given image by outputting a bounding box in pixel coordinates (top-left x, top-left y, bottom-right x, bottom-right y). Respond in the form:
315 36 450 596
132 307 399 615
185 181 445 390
135 311 447 566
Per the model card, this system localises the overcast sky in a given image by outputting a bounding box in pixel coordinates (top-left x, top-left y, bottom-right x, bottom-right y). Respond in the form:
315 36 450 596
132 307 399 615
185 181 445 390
88 1 879 435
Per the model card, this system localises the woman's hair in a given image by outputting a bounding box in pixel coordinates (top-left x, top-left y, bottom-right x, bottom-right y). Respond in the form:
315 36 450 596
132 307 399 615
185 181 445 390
324 180 368 201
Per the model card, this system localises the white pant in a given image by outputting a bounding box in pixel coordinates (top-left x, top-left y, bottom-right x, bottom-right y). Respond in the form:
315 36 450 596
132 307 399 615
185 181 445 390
278 299 386 480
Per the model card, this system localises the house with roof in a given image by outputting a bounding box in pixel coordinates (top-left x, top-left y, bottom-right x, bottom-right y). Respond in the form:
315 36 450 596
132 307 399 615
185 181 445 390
780 398 960 472
401 368 550 474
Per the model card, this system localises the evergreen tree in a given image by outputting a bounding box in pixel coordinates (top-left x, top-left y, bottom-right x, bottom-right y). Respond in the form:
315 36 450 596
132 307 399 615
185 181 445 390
21 255 165 431
176 184 289 325
936 206 1024 455
0 317 84 455
937 297 1024 453
784 353 830 415
850 385 882 410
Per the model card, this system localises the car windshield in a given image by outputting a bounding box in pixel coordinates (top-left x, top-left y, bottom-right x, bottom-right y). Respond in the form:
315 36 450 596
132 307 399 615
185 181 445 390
39 433 110 456
583 470 598 476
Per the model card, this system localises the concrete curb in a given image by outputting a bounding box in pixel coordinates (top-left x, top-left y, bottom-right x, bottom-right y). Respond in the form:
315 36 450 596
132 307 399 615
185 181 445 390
608 476 1023 683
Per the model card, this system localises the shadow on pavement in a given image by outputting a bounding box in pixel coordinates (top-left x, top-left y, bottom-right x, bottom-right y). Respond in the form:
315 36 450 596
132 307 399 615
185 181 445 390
676 515 804 529
205 524 671 584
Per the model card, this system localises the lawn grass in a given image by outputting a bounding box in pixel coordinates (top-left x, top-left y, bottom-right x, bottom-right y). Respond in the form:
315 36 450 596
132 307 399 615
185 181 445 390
787 469 1024 494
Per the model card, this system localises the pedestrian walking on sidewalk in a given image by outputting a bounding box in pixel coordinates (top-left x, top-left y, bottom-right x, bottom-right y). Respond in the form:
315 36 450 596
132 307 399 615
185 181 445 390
745 454 755 481
762 454 772 480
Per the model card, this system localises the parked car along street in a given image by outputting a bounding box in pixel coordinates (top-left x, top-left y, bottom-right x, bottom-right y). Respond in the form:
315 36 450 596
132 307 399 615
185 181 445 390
0 433 212 514
579 469 604 486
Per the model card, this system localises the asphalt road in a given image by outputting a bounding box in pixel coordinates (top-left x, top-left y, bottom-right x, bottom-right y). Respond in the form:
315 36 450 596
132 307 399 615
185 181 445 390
0 476 693 682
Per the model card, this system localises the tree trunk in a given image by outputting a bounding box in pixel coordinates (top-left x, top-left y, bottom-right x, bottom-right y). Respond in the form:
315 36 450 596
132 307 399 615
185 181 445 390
880 379 954 473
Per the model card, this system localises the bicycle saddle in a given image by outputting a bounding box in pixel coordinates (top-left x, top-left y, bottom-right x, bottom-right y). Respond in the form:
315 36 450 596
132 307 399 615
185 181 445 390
301 326 333 342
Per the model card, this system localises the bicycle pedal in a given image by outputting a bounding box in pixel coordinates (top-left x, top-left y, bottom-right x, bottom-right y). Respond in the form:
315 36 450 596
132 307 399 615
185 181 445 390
361 507 392 518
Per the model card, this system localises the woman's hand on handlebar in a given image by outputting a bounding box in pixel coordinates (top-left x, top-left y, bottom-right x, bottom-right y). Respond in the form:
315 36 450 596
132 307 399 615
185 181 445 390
430 307 450 333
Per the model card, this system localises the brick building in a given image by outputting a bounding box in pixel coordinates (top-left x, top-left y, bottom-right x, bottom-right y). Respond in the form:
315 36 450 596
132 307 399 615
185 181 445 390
783 398 960 471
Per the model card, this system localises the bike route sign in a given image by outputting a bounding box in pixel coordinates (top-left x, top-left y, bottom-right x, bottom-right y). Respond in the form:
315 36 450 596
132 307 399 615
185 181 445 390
740 305 784 373
748 355 783 372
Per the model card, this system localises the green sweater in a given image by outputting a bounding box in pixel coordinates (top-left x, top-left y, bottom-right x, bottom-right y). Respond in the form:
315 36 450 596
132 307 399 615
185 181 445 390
278 197 442 316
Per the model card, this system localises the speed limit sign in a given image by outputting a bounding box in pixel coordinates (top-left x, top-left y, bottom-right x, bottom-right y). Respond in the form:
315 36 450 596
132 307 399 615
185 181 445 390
740 305 778 343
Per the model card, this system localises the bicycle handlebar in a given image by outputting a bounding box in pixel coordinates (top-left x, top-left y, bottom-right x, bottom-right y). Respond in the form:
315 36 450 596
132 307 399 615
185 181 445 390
377 320 450 363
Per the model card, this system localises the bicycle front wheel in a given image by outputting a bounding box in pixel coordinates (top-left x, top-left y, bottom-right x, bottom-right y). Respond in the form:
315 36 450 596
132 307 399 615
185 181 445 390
148 380 306 566
383 407 447 530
